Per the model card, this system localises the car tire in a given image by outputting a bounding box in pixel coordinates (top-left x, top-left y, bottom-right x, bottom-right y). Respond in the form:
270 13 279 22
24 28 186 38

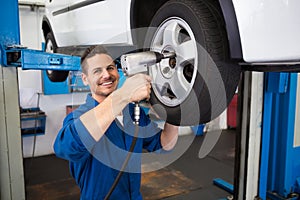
45 32 69 82
145 0 241 126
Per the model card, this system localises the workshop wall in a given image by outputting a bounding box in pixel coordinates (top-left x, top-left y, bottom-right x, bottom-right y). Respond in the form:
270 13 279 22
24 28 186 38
18 3 87 158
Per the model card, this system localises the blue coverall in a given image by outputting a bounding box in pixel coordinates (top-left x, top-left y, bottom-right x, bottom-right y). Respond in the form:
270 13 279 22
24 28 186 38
54 94 163 200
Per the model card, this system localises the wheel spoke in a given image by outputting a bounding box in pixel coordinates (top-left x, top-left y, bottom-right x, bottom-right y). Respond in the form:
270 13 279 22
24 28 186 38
169 69 190 99
46 41 54 53
162 21 180 47
151 67 166 95
151 41 163 52
176 40 197 65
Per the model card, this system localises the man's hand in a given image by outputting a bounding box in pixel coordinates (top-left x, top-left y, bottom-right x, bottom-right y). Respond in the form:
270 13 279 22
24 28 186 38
120 74 152 103
80 74 151 141
161 123 179 151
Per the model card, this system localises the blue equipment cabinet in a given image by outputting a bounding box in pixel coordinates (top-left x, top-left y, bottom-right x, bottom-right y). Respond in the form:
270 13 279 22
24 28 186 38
42 70 89 95
42 70 69 95
20 107 46 137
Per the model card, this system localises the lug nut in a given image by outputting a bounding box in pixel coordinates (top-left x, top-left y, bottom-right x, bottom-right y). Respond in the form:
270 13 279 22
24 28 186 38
169 57 176 68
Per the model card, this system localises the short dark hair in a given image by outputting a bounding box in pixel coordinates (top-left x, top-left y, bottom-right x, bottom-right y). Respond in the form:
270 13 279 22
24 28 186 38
81 45 109 74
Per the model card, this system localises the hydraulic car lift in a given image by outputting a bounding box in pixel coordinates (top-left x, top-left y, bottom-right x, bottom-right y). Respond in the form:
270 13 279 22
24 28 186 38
227 71 300 200
0 1 80 199
1 0 300 200
215 72 300 200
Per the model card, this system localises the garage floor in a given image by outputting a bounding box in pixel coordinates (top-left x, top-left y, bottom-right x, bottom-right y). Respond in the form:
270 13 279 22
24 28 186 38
24 129 236 200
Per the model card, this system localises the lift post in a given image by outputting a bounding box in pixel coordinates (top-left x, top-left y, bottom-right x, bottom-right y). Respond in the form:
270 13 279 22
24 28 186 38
0 1 80 199
259 72 300 200
235 71 300 200
0 1 26 199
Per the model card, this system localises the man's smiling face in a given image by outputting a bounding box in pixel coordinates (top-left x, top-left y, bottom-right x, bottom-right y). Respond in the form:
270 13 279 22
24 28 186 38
82 53 120 103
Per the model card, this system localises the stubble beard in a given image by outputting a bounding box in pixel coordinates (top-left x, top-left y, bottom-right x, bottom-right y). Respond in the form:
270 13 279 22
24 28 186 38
94 83 118 99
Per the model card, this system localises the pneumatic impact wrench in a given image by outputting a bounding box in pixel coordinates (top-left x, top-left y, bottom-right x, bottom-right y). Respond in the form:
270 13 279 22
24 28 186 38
120 51 176 124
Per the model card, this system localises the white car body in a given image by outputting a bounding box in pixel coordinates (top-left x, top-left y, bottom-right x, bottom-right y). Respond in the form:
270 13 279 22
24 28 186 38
233 0 300 62
44 0 300 63
45 0 133 46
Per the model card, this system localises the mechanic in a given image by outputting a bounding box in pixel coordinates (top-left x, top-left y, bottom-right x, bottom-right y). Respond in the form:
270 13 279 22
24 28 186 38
53 45 179 200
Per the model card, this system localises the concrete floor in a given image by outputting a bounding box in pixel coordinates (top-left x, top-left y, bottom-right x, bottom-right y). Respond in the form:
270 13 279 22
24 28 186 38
24 129 236 200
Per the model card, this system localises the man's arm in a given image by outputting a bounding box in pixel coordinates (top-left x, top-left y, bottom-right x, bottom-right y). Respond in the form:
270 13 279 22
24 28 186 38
54 114 92 162
80 74 151 141
160 123 179 151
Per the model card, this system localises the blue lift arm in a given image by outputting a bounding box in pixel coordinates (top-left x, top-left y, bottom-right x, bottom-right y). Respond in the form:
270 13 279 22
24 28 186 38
1 45 80 71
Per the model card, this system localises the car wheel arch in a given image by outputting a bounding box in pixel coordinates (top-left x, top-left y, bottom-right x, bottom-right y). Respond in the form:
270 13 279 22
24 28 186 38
218 0 243 60
130 0 242 60
130 0 168 48
130 0 168 29
42 17 55 46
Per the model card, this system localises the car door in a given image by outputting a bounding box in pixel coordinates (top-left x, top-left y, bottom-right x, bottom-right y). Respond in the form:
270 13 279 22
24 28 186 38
45 0 74 47
66 0 131 46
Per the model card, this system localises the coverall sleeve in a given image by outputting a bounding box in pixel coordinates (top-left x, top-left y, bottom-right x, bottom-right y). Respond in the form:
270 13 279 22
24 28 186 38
53 113 97 162
139 109 164 152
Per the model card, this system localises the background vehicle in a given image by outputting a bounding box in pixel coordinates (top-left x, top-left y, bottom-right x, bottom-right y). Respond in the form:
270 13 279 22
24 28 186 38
42 0 300 125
